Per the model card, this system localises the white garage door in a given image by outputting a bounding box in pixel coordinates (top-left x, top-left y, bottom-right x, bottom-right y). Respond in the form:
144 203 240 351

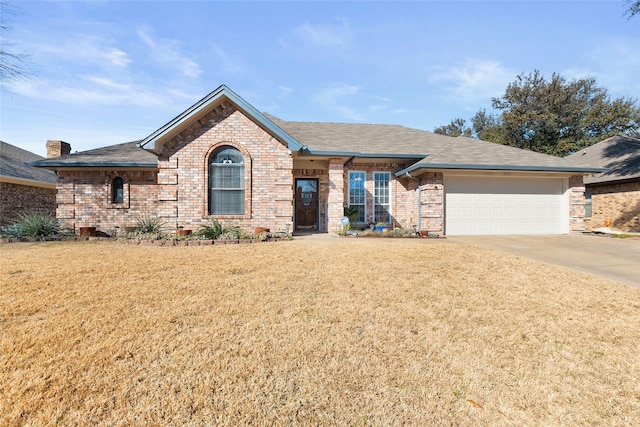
445 176 566 235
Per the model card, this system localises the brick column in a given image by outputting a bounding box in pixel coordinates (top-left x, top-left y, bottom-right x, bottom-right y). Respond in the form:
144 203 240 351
568 175 586 232
327 158 345 233
421 172 444 234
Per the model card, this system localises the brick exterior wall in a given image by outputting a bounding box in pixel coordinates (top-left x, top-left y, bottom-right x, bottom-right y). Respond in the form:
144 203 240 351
55 170 158 234
0 182 56 227
419 172 445 234
327 159 345 233
568 175 586 232
54 102 295 236
157 101 293 233
586 181 640 232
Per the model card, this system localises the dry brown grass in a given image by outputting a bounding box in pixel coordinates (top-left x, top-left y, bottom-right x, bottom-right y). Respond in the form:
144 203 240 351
1 237 640 426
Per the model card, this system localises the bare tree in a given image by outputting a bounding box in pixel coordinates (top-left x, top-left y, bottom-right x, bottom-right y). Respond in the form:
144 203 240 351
1 0 32 87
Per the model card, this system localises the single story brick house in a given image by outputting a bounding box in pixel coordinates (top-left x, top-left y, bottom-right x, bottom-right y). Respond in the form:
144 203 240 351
566 135 640 232
30 85 603 236
0 141 58 227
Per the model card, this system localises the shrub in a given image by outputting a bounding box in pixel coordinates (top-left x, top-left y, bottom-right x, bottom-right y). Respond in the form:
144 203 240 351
195 217 224 240
127 215 166 239
5 213 68 240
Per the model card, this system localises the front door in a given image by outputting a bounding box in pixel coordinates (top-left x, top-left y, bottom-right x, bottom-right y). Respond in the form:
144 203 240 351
295 178 319 231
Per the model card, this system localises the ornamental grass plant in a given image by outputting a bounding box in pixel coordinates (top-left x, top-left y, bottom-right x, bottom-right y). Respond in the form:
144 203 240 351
3 212 69 240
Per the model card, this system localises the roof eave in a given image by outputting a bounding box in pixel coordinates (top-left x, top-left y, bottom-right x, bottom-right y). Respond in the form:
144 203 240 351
395 163 609 177
27 161 158 169
0 175 57 189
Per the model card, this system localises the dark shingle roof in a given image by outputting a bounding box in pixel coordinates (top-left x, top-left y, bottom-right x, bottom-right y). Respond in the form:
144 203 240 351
28 141 158 169
0 141 57 184
566 135 640 185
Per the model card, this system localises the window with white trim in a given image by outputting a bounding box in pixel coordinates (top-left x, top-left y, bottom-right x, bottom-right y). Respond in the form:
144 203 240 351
209 146 245 215
348 171 366 223
373 172 391 223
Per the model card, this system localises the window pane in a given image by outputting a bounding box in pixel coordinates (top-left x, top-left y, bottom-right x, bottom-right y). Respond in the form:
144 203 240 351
210 190 244 215
373 172 390 223
349 172 366 222
210 164 244 188
209 146 245 215
113 177 124 204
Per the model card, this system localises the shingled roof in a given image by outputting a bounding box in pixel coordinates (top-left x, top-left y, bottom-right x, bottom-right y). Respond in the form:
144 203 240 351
0 141 57 186
566 135 640 185
267 116 604 174
28 141 158 169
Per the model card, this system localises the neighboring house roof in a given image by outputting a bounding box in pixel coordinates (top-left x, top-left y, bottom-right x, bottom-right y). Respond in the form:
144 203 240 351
566 135 640 185
28 141 158 169
0 141 57 188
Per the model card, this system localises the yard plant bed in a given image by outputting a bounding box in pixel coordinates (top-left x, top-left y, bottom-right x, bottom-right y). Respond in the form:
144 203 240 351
2 239 639 425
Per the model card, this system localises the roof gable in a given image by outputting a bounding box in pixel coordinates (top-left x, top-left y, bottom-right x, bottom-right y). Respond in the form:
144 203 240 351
139 85 302 153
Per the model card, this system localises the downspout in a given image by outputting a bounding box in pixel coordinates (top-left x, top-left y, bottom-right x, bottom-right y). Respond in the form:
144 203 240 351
405 171 421 232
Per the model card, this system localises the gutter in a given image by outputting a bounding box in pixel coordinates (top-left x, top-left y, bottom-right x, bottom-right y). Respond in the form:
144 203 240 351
395 162 610 177
26 161 158 169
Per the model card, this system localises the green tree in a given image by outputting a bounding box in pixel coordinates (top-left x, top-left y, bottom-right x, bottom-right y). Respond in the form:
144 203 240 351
433 117 472 137
625 0 640 18
435 70 640 156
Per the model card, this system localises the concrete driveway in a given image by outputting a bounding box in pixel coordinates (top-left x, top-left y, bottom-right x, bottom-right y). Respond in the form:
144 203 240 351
448 234 640 288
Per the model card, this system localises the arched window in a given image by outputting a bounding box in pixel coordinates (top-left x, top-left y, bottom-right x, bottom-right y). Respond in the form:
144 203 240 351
112 177 124 204
209 146 244 215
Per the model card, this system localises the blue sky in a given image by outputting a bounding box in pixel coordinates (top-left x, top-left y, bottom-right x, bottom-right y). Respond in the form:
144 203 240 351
1 1 638 157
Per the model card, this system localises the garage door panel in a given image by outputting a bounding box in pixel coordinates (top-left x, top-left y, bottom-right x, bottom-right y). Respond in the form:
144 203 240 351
445 176 565 235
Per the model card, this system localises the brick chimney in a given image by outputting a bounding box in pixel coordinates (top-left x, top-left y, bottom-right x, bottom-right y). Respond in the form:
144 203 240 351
46 140 71 158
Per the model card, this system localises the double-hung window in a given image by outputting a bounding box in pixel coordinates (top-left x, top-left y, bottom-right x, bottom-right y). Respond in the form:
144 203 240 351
348 171 366 223
209 146 245 215
373 172 391 223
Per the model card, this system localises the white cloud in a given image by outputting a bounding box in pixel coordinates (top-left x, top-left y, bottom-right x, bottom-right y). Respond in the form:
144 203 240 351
294 20 351 47
278 86 293 99
281 19 352 51
32 36 130 68
314 84 365 121
137 27 202 78
583 37 640 99
427 59 515 108
209 44 246 76
12 77 165 107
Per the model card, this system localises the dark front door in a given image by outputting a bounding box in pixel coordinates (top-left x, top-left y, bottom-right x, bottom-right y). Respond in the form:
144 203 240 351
295 179 319 230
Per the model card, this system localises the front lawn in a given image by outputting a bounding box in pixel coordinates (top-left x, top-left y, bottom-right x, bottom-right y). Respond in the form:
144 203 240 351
1 238 639 425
